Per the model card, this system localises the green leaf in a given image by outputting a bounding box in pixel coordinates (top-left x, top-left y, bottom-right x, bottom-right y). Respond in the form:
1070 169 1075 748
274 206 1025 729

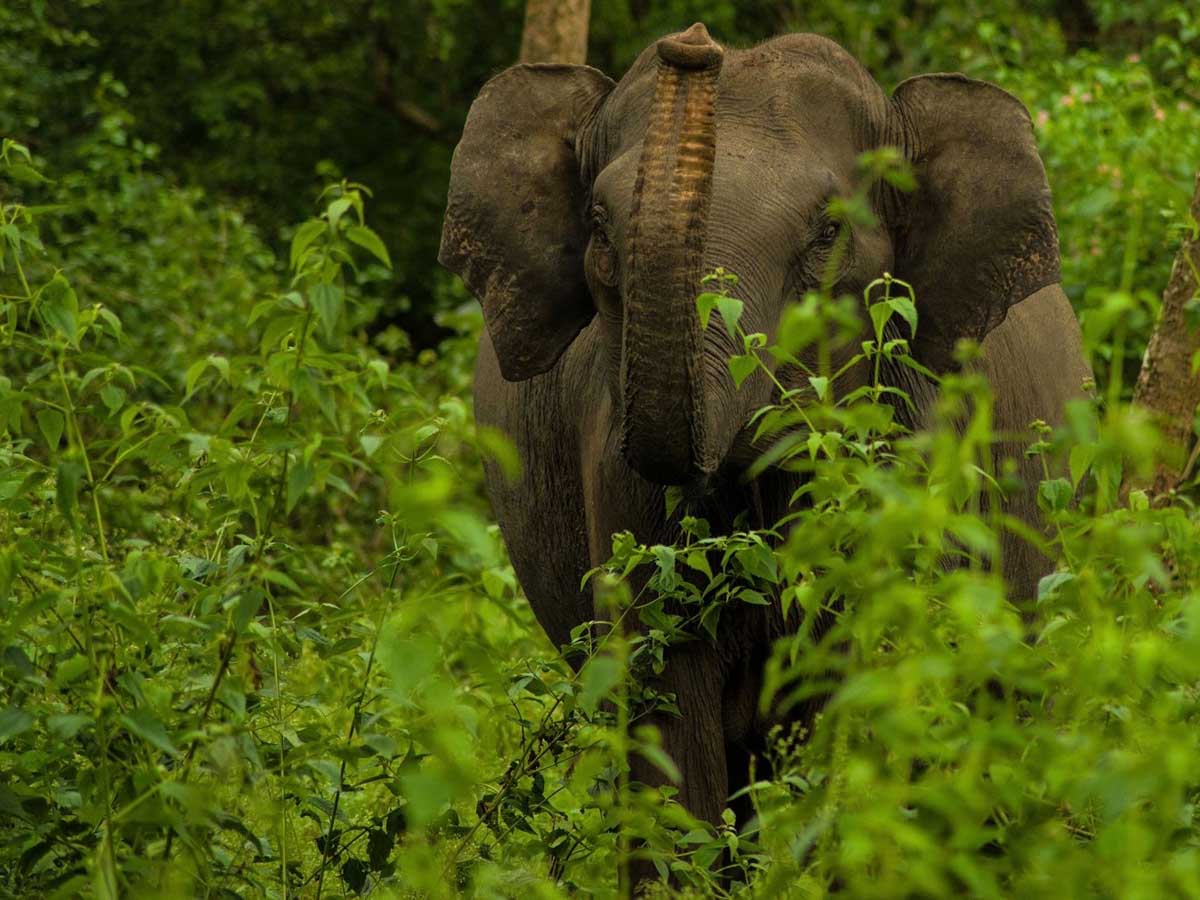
99 384 126 413
55 460 84 526
54 654 91 687
47 713 93 740
635 740 682 783
717 295 744 338
233 591 262 633
652 545 676 582
729 354 758 388
94 829 119 900
0 706 33 743
868 300 892 339
326 196 353 230
808 376 829 401
362 732 398 760
887 296 918 336
1069 443 1095 488
286 458 315 513
482 567 515 600
6 162 50 185
119 709 179 757
310 283 344 340
696 292 722 329
1037 477 1073 513
738 589 771 605
36 408 64 452
40 274 78 347
289 219 325 270
683 550 712 580
345 225 392 267
1037 571 1075 603
359 434 383 458
579 654 622 713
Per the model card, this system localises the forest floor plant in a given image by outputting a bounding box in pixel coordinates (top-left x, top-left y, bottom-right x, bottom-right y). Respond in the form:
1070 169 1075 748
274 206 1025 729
4 124 1200 900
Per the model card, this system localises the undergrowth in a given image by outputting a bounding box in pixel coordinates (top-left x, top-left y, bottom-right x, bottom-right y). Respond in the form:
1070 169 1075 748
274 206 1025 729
3 81 1200 900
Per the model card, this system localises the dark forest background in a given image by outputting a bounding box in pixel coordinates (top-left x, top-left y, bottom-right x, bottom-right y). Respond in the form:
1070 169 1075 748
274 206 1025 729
4 0 1197 354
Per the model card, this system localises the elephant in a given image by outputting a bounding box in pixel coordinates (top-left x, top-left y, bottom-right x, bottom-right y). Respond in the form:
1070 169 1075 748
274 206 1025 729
439 23 1091 834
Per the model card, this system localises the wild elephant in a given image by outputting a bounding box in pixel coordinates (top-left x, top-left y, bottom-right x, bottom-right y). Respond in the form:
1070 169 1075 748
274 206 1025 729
439 23 1090 829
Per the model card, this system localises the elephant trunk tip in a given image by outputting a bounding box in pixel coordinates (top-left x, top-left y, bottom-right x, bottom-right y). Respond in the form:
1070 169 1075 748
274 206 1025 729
657 23 723 70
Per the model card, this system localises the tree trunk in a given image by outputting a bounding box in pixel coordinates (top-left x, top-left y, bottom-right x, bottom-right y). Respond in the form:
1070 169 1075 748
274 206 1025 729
1130 169 1200 498
519 0 590 65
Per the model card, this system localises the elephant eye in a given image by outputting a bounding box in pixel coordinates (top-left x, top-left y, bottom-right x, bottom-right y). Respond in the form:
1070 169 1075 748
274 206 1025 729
814 220 840 247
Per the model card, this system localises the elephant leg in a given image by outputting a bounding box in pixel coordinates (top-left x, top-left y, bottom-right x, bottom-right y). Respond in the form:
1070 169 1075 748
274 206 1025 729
625 639 729 889
630 639 729 819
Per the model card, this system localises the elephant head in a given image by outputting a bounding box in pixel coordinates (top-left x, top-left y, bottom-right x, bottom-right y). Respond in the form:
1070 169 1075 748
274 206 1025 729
440 24 1059 487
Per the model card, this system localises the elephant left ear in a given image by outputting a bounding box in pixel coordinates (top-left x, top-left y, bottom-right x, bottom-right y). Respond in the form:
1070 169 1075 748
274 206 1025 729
891 74 1060 372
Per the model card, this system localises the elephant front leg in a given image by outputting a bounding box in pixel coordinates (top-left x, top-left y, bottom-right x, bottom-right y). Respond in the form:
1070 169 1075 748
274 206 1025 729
623 639 730 886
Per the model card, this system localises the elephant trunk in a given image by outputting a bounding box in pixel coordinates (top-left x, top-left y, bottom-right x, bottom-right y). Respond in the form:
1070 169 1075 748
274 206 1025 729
621 23 723 486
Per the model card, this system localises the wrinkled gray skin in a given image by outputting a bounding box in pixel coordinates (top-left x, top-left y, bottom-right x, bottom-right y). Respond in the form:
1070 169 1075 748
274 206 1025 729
440 25 1091 828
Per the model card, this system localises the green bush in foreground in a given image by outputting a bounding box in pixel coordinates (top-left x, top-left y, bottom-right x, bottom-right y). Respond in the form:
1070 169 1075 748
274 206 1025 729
4 128 1200 900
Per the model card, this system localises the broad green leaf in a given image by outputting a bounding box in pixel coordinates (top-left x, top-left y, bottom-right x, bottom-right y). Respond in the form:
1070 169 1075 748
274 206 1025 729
729 354 757 388
93 829 118 900
635 739 682 783
1069 443 1095 488
99 384 126 413
738 588 771 605
1037 571 1076 603
345 225 392 267
887 296 918 336
39 274 78 346
286 458 315 513
360 434 383 457
482 567 515 600
47 713 93 740
289 219 325 270
326 196 353 229
55 460 84 526
717 295 744 337
233 591 262 633
310 283 343 340
54 654 91 687
36 408 64 452
695 292 722 329
579 654 622 713
0 707 33 743
1037 477 1073 513
119 709 179 757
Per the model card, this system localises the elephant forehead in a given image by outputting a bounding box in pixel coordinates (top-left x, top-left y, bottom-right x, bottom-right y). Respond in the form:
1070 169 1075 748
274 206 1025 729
595 35 883 165
593 133 847 252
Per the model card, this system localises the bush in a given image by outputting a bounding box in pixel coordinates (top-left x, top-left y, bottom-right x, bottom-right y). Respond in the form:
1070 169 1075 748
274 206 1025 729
3 5 1200 896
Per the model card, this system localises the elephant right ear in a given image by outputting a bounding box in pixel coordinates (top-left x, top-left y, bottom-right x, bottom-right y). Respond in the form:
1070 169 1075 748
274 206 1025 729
439 64 613 381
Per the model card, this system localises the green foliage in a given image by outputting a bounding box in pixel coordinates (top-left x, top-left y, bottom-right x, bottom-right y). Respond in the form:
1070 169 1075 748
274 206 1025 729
0 143 519 896
3 3 1200 898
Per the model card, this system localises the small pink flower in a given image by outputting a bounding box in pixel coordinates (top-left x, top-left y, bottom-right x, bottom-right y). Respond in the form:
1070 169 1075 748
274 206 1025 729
1080 91 1093 103
1060 94 1076 107
1179 101 1192 111
1154 107 1166 121
1036 109 1050 127
1127 53 1141 63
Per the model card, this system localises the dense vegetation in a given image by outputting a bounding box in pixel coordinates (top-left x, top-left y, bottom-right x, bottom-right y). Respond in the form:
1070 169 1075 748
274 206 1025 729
1 1 1199 897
